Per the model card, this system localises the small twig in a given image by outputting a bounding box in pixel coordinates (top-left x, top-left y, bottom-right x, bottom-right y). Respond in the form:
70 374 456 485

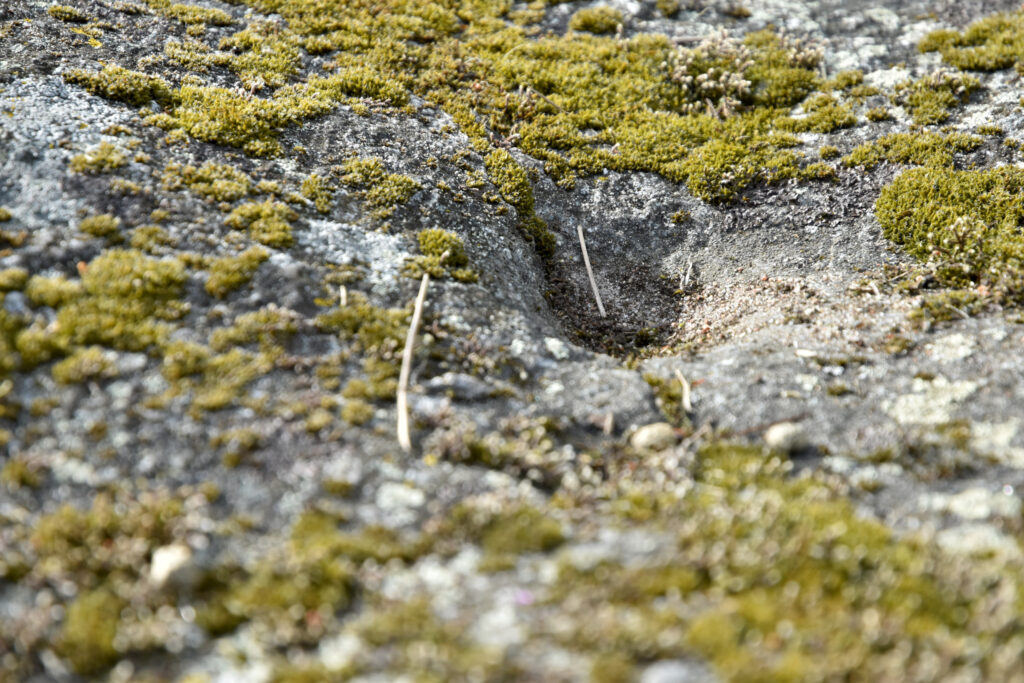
397 251 446 453
682 259 694 291
946 303 970 319
733 412 809 438
576 223 606 317
525 85 565 113
674 368 693 412
339 285 347 307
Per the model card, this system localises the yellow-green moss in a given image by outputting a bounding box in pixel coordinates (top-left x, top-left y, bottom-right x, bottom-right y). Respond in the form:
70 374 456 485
56 588 124 675
484 149 556 256
0 268 28 292
225 200 296 247
920 11 1024 71
842 131 982 169
210 306 297 352
300 173 334 213
69 142 127 174
656 0 679 17
0 208 11 222
339 157 420 218
52 346 118 384
569 6 623 35
876 165 1024 301
57 249 187 351
211 427 261 467
891 71 980 126
25 274 83 308
205 246 269 298
64 65 174 107
1 457 41 489
163 160 252 201
341 398 374 424
48 5 88 22
162 339 211 380
191 348 275 412
79 213 121 239
405 228 478 282
779 93 857 134
818 144 839 160
864 106 891 122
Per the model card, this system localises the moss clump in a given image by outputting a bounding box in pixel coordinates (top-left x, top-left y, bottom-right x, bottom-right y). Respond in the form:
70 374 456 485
52 346 118 384
162 339 210 380
678 138 800 202
205 246 269 298
69 142 127 174
225 200 296 247
211 427 261 467
825 69 863 91
315 291 408 354
57 249 187 351
56 588 124 675
779 93 857 133
191 349 274 412
0 268 28 292
163 161 252 201
842 131 982 169
569 6 623 35
0 208 12 222
300 173 334 213
210 306 297 352
341 398 374 425
79 213 121 239
864 106 891 122
1 457 41 489
64 65 175 107
920 11 1024 71
24 274 83 308
484 149 555 256
405 228 477 282
891 71 980 126
552 441 1024 680
145 0 233 28
48 5 88 22
643 373 690 426
339 157 420 218
818 144 839 160
876 165 1024 302
220 20 302 89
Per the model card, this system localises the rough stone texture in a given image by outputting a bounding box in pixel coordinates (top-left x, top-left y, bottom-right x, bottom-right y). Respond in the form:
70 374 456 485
3 0 1024 681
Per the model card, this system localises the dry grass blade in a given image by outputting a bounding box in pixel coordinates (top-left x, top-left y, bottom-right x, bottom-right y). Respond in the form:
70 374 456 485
577 223 606 317
397 271 431 453
674 368 693 412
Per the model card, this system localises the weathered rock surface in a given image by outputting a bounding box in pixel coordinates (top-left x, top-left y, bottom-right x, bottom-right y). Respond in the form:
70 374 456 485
3 0 1024 680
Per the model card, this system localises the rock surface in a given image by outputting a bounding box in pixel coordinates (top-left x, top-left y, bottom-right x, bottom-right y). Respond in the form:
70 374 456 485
2 0 1024 680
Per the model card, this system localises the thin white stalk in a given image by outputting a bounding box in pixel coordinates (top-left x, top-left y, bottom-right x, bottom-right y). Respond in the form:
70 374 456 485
397 272 430 453
674 368 693 413
576 223 606 317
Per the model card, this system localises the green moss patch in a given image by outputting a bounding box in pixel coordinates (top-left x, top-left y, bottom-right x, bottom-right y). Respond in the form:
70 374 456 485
921 11 1024 72
891 71 980 126
225 200 296 247
876 166 1024 302
163 160 252 201
569 6 623 35
842 131 982 169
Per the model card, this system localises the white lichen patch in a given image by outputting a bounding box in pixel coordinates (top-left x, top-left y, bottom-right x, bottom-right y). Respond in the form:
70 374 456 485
882 376 977 425
923 333 975 363
970 420 1024 468
935 523 1022 559
918 486 1022 521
